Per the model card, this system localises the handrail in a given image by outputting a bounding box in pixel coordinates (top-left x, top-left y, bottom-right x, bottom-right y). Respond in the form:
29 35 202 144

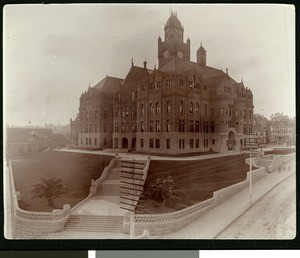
70 157 118 212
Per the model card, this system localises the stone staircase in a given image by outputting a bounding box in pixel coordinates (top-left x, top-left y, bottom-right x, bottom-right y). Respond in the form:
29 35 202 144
119 159 147 212
64 158 149 234
64 214 124 232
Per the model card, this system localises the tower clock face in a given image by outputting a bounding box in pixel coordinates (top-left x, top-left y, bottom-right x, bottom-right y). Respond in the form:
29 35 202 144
163 50 169 59
177 50 184 59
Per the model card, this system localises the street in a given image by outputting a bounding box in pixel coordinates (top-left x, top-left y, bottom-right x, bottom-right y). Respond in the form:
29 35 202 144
216 173 296 239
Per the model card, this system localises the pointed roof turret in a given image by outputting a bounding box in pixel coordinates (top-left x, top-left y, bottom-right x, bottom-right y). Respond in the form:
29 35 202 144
197 42 206 53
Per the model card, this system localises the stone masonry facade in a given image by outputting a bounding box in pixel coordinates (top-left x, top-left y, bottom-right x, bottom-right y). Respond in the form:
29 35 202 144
71 12 254 154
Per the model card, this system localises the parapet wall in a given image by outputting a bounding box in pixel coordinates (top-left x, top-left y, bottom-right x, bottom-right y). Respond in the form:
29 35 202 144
8 160 71 238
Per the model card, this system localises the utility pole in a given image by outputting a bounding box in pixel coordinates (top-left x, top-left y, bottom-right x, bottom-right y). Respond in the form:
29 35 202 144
244 135 260 204
249 148 253 204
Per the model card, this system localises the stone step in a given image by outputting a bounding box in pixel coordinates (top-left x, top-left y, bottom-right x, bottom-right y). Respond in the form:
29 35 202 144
64 215 124 232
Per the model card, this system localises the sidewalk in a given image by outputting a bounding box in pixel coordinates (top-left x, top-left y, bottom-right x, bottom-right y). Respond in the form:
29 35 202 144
58 147 246 161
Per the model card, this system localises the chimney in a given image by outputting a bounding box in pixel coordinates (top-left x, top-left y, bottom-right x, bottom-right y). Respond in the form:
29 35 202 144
143 61 147 69
226 68 228 75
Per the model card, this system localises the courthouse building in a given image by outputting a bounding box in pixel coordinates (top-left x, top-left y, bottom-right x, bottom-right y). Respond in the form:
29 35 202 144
70 12 254 154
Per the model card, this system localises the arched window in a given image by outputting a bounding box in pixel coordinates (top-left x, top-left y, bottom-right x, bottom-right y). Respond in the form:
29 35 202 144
150 103 154 114
140 104 144 115
194 103 199 114
179 100 184 113
156 102 160 114
167 100 171 113
189 102 193 113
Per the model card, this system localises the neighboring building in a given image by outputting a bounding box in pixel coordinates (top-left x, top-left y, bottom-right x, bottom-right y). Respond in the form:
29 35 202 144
268 122 295 146
71 12 254 154
6 127 67 157
253 119 268 144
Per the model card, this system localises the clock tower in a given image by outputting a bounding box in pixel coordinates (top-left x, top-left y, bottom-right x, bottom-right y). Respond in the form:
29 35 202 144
158 12 191 67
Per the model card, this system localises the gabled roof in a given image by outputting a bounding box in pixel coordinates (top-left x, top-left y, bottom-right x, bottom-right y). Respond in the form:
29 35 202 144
122 65 151 85
211 74 237 86
158 57 227 80
93 75 123 94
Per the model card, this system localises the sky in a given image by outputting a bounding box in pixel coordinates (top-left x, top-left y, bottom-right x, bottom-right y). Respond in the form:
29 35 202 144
4 4 295 126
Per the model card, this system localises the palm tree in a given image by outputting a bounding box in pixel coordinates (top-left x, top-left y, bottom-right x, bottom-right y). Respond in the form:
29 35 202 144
31 177 68 207
145 176 185 206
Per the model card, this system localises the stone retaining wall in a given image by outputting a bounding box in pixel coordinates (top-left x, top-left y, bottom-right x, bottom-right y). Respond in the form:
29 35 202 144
124 167 266 236
8 159 71 238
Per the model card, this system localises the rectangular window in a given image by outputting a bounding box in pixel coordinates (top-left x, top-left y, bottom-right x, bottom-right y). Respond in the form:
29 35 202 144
190 139 194 149
221 108 224 115
150 139 154 148
86 138 88 145
166 139 170 149
167 123 171 132
179 139 185 149
104 138 107 146
195 121 200 133
89 138 91 145
141 124 145 132
155 139 160 148
150 121 154 132
179 119 185 132
212 139 215 145
195 139 200 148
210 121 214 133
95 138 97 145
156 124 161 132
140 139 144 148
189 121 194 132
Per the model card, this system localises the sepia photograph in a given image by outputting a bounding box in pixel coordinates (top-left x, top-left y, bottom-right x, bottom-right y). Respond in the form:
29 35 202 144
3 4 296 241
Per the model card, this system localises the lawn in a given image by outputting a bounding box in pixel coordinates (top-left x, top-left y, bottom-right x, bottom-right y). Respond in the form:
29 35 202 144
140 154 251 214
11 150 113 212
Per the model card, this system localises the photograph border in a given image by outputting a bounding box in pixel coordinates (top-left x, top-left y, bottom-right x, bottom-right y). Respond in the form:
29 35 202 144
1 0 299 250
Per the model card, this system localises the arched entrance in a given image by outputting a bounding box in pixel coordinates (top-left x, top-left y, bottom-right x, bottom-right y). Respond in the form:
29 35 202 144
122 137 128 149
114 138 119 149
227 131 236 150
131 137 136 150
